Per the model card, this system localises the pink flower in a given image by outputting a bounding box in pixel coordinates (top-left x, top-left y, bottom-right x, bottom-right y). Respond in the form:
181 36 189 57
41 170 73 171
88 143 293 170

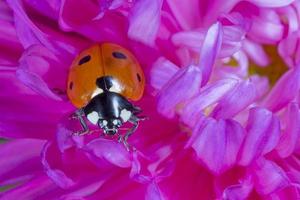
1 0 300 199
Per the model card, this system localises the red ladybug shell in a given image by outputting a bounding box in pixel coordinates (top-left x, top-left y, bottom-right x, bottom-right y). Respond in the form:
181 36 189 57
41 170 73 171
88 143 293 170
67 43 145 108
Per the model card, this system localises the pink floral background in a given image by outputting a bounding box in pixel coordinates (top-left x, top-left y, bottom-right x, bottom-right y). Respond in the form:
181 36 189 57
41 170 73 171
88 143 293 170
1 0 300 199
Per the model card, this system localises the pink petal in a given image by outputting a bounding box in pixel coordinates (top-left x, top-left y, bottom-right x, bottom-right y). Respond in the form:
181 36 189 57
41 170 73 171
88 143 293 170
42 142 76 188
247 0 295 7
181 78 239 127
278 32 300 68
263 67 300 112
150 57 179 91
84 138 132 168
171 30 205 54
243 39 270 67
266 185 300 200
222 178 253 200
186 117 245 174
0 139 45 186
0 73 72 139
275 103 300 158
252 158 290 195
238 107 280 166
165 0 201 30
7 0 88 56
248 11 284 44
17 45 68 101
145 181 163 200
199 22 223 86
23 0 60 20
0 19 23 65
157 65 202 118
59 0 100 31
211 79 257 119
0 176 57 199
128 0 163 45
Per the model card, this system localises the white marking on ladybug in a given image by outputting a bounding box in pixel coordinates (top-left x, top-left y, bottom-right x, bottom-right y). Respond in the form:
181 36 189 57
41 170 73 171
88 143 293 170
120 109 131 122
91 88 104 98
87 111 100 125
109 83 122 93
113 119 118 125
102 120 108 126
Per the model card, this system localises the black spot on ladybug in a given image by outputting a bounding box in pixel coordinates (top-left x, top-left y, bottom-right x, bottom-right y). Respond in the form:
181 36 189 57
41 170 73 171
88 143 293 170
137 73 142 82
79 55 91 65
69 82 73 90
112 52 127 59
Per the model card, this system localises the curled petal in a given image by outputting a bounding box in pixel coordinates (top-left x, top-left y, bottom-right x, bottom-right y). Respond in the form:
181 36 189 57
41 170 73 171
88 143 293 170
42 142 76 188
238 107 280 166
181 78 239 127
157 65 202 118
128 0 163 45
263 67 300 112
186 117 245 174
17 45 68 101
211 79 257 119
275 103 300 158
252 159 290 195
145 181 163 200
247 0 295 7
199 22 223 85
84 138 131 168
243 39 270 67
222 178 253 200
165 0 201 30
278 32 300 68
150 57 179 91
248 10 284 44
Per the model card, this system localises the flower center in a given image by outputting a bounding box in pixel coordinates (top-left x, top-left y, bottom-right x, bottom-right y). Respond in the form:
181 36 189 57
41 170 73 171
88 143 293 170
248 45 288 86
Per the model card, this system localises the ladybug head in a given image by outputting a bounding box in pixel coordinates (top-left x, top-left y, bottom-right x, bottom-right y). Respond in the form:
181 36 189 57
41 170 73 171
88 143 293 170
98 118 122 135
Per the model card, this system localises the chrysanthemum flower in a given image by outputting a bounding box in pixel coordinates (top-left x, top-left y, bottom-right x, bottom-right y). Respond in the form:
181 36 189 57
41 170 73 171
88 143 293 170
1 0 300 199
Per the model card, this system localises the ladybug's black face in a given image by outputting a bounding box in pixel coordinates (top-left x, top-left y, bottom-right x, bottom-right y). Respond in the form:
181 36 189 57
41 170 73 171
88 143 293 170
98 118 122 135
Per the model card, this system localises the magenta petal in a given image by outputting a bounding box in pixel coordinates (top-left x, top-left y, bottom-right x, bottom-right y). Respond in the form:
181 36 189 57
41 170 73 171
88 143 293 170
275 103 300 158
165 0 201 30
199 22 223 86
243 39 270 67
187 117 245 174
150 57 179 91
59 0 100 31
145 181 163 200
247 0 295 7
211 79 257 119
248 13 284 44
0 139 45 185
23 0 60 20
84 138 131 168
157 65 202 118
222 178 253 200
238 107 280 166
128 0 163 45
0 175 56 200
42 142 76 188
17 45 68 100
181 78 239 127
252 159 290 195
263 67 300 112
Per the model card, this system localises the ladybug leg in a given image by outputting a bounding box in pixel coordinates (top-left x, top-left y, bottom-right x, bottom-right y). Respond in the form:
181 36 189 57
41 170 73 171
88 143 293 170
69 108 85 120
73 109 90 136
123 115 139 150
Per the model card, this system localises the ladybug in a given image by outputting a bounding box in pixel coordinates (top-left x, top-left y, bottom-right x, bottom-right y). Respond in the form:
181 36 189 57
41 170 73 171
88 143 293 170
67 43 146 147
